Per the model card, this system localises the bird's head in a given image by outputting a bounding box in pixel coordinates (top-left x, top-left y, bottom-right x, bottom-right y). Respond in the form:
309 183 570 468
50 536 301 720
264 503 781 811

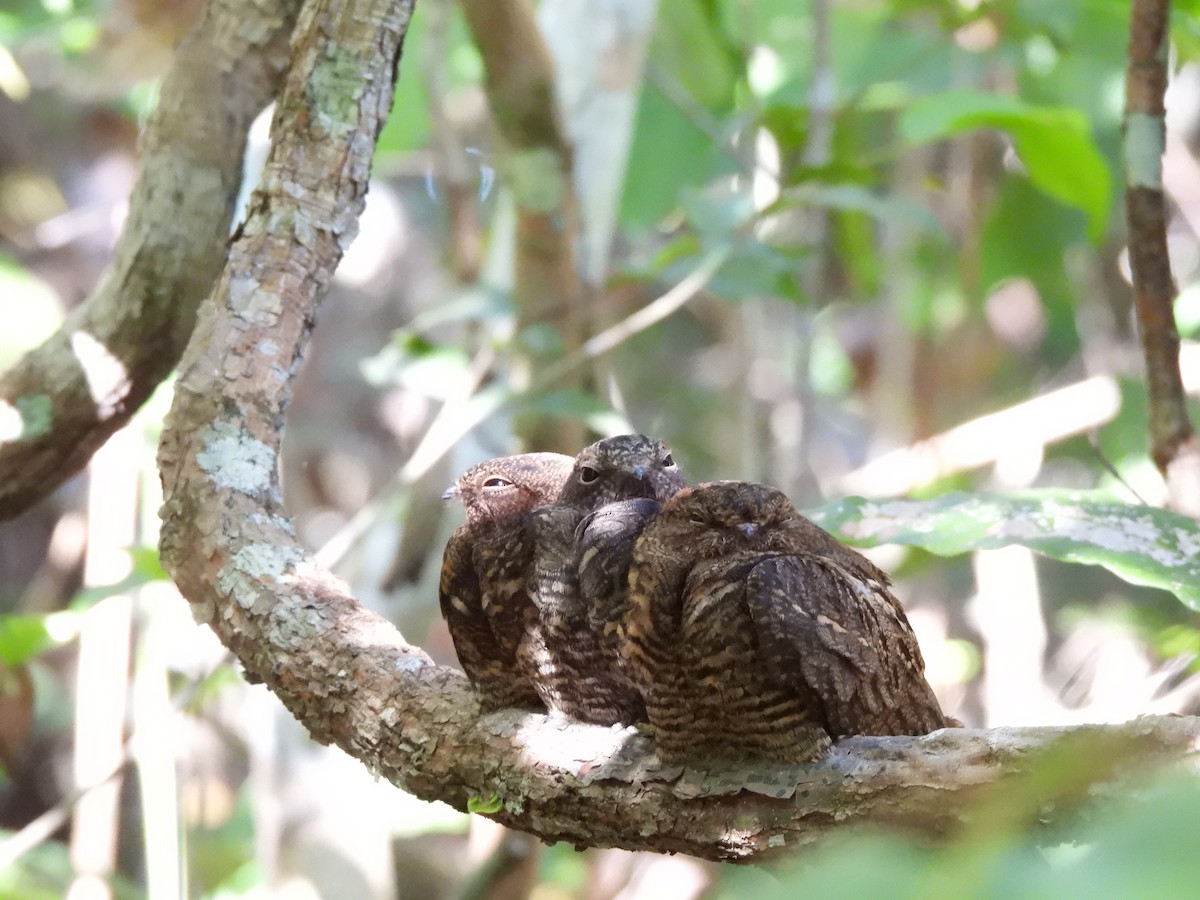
649 480 799 558
559 434 687 508
446 452 574 526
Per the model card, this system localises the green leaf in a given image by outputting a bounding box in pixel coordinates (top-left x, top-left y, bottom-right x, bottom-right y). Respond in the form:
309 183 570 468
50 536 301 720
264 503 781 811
620 83 737 227
128 546 169 582
779 184 942 235
467 793 503 815
0 614 51 666
900 90 1110 242
807 490 1200 609
651 0 739 110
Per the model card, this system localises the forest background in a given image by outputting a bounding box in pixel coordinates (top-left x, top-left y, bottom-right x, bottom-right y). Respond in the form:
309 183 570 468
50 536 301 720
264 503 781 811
2 0 1200 897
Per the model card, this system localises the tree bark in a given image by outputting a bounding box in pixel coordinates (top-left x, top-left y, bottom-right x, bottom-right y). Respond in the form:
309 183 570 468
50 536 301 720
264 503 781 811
1124 0 1200 513
459 0 587 454
0 0 302 519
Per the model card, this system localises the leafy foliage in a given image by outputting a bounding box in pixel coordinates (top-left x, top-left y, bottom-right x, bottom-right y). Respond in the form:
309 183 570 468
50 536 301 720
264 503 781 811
900 90 1111 241
811 491 1200 610
0 615 51 667
719 772 1200 900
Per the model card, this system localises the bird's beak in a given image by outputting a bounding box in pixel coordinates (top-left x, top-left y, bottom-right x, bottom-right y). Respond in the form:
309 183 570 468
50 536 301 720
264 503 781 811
442 485 460 502
631 465 657 498
736 522 758 539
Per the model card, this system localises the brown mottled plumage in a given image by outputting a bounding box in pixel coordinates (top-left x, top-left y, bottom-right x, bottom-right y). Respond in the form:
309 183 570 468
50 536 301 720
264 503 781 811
620 481 949 763
528 435 688 725
439 452 574 712
577 498 663 659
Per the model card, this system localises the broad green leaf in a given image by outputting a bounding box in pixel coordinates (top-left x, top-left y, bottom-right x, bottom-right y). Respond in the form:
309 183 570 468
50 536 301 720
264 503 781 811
376 8 433 156
807 490 1200 609
651 0 739 110
620 83 736 227
68 549 173 612
128 546 169 582
900 90 1110 242
979 179 1081 361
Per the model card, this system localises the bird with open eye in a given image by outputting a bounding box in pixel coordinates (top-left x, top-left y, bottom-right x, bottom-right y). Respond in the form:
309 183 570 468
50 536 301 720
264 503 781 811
438 452 574 712
619 480 950 763
527 434 689 725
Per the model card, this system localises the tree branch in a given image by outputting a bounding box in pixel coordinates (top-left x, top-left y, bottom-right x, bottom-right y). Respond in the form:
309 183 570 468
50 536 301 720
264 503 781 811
0 0 301 520
1124 0 1200 513
459 0 587 454
155 0 1200 863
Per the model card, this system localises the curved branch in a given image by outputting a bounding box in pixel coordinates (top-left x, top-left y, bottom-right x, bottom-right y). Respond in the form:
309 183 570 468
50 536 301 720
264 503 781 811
0 0 301 519
155 0 1200 864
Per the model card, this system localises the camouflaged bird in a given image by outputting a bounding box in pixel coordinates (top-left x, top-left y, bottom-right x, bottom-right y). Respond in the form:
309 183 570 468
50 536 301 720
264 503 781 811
620 480 949 763
439 452 574 712
576 497 663 662
528 434 688 725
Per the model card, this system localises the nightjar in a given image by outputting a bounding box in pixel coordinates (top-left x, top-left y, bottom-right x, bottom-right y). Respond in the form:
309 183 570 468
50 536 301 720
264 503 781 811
528 434 688 725
620 480 949 763
439 452 574 711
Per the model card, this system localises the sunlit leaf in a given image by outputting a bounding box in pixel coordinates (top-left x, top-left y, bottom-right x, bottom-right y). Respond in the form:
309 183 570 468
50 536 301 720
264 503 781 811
68 553 172 612
0 828 75 899
466 792 503 814
808 490 1200 609
0 615 51 666
128 546 168 581
900 90 1110 242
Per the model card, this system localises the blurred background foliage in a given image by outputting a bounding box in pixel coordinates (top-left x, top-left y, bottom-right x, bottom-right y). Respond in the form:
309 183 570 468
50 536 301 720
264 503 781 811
2 0 1200 897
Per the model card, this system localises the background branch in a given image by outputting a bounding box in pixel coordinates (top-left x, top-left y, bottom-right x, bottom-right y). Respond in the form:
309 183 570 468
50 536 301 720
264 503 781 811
459 0 586 453
1124 0 1200 513
0 0 301 519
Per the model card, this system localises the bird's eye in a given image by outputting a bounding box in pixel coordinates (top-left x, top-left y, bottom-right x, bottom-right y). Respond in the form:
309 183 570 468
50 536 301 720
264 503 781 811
662 453 675 467
688 513 707 526
579 466 600 484
482 477 512 489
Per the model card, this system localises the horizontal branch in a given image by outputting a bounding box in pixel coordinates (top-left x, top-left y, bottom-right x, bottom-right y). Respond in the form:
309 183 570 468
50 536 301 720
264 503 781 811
0 0 301 519
158 529 1200 862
